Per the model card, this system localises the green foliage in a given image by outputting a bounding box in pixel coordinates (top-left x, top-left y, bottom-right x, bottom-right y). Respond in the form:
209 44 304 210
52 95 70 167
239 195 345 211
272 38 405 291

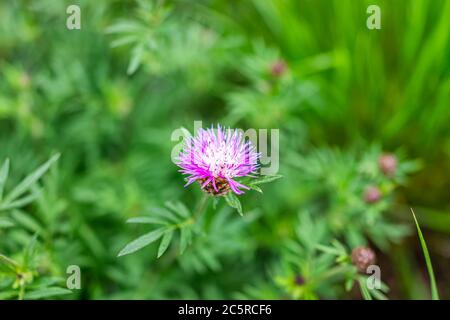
118 201 196 257
177 206 259 274
288 146 418 249
271 212 390 300
1 154 60 211
247 174 283 194
0 155 70 299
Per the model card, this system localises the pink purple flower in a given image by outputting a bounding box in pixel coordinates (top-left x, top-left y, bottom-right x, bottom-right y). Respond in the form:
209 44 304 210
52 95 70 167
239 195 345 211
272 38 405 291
379 153 397 176
270 59 287 77
176 125 260 196
363 186 381 203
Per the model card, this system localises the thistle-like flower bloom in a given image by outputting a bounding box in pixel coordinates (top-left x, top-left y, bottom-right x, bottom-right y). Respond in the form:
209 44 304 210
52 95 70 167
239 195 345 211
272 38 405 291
177 125 259 196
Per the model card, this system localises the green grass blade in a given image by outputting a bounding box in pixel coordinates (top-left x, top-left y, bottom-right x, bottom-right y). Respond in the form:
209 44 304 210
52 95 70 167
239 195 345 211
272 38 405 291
411 208 439 300
0 158 10 201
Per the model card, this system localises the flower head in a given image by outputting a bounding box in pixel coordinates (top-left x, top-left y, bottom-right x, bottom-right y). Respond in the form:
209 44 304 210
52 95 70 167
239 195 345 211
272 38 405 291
379 153 397 176
270 59 287 77
363 186 381 204
177 125 260 196
351 246 376 273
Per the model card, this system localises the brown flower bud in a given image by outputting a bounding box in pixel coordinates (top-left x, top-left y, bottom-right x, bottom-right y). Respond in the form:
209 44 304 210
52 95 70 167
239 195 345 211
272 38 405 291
379 153 397 176
363 186 381 203
270 59 287 77
294 275 305 286
198 177 230 196
351 246 376 273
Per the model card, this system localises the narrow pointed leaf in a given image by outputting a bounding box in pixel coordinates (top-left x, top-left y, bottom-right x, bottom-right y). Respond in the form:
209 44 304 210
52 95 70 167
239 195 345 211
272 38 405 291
126 216 167 225
411 208 439 300
179 227 192 254
0 158 10 200
0 253 19 271
4 154 60 204
225 193 243 216
157 230 174 258
0 194 38 211
118 228 165 257
0 217 15 228
249 174 283 186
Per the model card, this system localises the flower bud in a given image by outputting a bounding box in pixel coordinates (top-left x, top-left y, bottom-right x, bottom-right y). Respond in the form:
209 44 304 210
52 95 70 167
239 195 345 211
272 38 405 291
363 186 381 203
294 275 305 286
379 153 397 176
270 59 287 77
351 246 376 273
199 177 231 196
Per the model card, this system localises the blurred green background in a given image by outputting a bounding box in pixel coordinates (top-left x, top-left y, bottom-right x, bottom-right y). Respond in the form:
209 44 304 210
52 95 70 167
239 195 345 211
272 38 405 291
0 0 449 299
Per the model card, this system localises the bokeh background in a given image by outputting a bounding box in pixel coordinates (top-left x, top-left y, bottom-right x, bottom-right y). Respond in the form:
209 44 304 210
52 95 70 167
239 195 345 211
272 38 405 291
0 0 449 299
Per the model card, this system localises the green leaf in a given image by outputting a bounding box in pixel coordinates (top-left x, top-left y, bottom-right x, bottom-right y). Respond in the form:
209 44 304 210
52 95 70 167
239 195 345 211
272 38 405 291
110 35 139 48
0 253 19 271
249 174 283 186
23 234 39 268
105 21 142 34
78 223 105 258
411 208 439 300
315 244 341 256
179 227 192 254
345 278 354 292
157 230 174 258
121 200 195 258
126 216 167 225
127 44 143 75
3 153 60 205
249 185 263 193
224 193 243 216
197 247 221 271
0 158 10 200
371 289 388 300
0 194 38 211
118 228 166 257
11 210 43 234
165 201 190 218
0 217 15 228
24 287 72 300
358 278 372 300
0 291 18 300
212 197 220 210
151 206 180 223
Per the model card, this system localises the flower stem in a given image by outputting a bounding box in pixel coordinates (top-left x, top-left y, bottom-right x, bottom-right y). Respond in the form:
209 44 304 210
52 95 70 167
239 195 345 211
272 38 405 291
193 193 209 221
159 193 210 267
